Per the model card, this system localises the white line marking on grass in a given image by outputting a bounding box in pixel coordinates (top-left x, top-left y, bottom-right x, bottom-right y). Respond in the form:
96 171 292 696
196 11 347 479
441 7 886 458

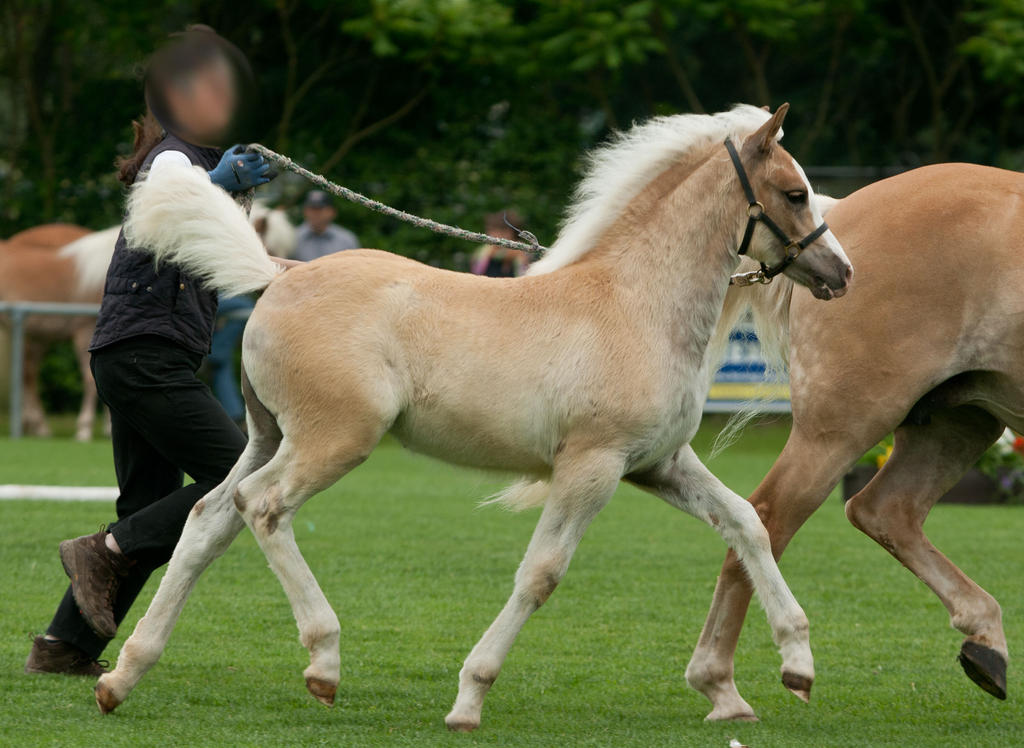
0 485 117 501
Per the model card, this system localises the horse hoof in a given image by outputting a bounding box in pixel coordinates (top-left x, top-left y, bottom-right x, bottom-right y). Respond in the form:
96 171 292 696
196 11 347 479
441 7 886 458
305 676 337 706
958 640 1007 700
781 671 812 703
444 713 480 732
94 680 121 715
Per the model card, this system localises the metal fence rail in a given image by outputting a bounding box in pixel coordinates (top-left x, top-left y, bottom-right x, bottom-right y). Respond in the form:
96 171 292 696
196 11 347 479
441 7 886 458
0 301 101 439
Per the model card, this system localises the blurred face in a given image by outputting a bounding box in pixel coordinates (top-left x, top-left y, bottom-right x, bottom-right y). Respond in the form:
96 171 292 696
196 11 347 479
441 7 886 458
164 56 237 146
485 223 517 241
304 204 336 233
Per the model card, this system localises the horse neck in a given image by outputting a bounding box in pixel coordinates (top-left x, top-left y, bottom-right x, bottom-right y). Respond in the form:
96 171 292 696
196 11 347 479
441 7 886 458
575 154 744 358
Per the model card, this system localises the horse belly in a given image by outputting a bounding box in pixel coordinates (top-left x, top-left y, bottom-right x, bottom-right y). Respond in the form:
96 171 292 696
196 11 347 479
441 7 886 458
389 397 552 474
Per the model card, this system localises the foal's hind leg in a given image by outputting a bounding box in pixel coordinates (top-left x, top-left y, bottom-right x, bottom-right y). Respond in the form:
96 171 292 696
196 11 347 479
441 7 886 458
845 406 1008 699
234 424 382 707
631 445 814 709
445 448 624 732
95 438 277 712
95 371 282 714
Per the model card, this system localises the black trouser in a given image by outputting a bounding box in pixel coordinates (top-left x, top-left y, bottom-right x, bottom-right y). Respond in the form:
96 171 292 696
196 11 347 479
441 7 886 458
46 335 246 658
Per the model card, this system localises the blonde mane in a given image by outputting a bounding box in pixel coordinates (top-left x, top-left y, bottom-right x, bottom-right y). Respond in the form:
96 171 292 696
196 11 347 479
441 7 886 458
528 104 774 276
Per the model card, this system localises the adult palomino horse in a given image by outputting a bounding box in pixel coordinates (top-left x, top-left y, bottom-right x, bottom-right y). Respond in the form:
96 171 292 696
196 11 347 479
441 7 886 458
94 105 851 730
685 162 1024 721
2 207 294 440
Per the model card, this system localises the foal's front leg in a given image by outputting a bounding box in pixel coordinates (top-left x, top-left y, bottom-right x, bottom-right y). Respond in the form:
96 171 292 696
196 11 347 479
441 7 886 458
445 449 624 732
631 446 814 706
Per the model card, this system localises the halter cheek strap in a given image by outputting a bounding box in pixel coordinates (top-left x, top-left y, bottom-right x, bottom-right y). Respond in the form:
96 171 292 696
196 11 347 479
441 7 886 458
724 138 829 285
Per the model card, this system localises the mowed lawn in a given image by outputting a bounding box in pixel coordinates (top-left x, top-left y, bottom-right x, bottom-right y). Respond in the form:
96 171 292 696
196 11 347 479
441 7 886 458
0 416 1021 747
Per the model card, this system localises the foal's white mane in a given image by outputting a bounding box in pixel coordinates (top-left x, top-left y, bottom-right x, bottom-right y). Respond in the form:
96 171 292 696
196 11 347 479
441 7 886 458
528 104 774 276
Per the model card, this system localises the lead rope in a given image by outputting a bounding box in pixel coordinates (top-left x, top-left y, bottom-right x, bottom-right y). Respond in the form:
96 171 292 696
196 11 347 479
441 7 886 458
248 143 773 288
246 144 547 255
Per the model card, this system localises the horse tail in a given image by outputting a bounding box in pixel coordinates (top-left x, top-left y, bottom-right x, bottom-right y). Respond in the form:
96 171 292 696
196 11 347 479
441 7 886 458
60 225 120 296
124 163 281 296
480 479 550 512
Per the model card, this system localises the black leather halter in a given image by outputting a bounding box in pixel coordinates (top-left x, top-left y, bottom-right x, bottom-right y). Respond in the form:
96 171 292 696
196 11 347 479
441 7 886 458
724 138 829 285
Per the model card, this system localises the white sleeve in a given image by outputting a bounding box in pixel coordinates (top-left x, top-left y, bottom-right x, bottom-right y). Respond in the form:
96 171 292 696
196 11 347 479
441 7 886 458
149 149 195 174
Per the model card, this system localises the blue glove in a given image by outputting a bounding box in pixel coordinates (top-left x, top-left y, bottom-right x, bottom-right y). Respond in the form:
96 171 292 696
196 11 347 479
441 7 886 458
208 145 271 192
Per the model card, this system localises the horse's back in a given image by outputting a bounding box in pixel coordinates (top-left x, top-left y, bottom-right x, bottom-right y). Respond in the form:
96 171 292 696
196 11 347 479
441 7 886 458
788 163 1024 425
0 223 92 302
5 223 90 249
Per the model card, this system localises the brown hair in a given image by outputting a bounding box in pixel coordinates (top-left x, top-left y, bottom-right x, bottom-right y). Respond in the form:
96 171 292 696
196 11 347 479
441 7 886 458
116 110 164 185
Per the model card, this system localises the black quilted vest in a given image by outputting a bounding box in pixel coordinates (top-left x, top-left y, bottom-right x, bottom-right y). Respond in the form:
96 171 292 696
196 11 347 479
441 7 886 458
90 135 224 354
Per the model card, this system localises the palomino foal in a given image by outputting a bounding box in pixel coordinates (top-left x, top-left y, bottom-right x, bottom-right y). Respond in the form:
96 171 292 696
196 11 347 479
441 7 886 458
95 105 851 730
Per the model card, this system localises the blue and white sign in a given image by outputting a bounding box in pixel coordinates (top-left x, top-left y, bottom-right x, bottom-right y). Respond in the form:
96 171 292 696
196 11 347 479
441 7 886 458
705 320 790 413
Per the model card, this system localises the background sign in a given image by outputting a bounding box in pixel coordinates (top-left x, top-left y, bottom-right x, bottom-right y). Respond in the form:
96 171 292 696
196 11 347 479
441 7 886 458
705 319 790 413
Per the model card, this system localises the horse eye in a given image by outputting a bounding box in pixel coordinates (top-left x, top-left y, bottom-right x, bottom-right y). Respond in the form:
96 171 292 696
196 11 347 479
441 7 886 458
786 190 807 205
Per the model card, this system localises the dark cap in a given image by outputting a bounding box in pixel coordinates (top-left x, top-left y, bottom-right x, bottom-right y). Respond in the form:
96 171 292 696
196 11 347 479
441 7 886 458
304 190 333 208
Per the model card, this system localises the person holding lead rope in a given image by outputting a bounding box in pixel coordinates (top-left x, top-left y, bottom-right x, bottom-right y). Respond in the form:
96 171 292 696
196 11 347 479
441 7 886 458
26 26 299 676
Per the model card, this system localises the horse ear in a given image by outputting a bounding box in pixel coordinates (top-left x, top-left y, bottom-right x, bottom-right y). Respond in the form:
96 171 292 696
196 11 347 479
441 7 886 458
743 103 789 157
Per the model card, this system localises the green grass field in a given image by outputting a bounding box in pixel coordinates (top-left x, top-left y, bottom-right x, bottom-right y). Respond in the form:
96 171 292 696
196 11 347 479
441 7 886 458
1 416 1021 746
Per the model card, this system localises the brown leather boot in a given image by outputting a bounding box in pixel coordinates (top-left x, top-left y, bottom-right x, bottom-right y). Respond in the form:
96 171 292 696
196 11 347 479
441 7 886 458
59 530 132 639
24 636 108 676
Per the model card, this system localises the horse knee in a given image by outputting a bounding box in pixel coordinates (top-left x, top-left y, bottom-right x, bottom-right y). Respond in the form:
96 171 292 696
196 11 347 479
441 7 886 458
516 554 565 607
234 480 286 537
722 500 771 556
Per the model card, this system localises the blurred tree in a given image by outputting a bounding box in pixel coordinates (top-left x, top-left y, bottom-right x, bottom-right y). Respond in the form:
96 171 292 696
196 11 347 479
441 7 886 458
2 0 1024 244
5 0 1024 411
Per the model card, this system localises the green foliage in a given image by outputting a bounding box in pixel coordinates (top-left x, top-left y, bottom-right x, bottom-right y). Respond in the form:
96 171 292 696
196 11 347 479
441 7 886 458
4 0 1024 240
341 0 514 63
37 342 84 414
529 1 665 74
962 0 1024 89
7 0 1024 409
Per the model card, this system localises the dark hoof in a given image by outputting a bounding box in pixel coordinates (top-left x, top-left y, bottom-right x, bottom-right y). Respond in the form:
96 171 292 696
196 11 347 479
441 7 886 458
305 675 337 706
781 671 812 703
958 640 1007 700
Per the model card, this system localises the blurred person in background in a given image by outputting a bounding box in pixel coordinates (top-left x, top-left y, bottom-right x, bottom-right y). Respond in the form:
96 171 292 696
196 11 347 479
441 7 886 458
208 294 252 426
25 25 299 677
294 190 360 261
471 211 530 277
210 205 296 425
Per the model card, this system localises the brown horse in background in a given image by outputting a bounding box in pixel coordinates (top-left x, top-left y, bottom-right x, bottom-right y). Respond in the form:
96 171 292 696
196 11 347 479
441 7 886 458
687 162 1023 720
0 224 101 440
1 207 295 440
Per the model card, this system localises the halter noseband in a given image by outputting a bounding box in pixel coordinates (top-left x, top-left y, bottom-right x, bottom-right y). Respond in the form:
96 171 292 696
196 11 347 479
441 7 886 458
724 138 829 286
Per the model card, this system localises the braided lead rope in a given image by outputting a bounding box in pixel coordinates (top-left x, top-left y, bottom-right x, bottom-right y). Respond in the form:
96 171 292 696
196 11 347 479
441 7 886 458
247 143 547 255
